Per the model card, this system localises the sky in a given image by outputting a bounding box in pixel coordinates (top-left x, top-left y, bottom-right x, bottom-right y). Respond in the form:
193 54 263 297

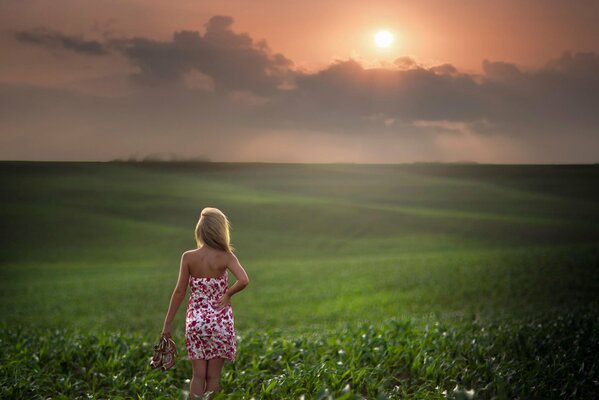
1 0 598 163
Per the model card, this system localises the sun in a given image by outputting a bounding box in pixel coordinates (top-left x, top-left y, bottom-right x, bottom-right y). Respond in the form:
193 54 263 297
374 30 394 48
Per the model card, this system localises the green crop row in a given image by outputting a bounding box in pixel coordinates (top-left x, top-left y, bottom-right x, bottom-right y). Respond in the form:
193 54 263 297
1 309 597 399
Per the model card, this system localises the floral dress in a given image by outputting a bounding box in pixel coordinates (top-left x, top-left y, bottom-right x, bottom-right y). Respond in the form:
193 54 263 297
185 271 236 362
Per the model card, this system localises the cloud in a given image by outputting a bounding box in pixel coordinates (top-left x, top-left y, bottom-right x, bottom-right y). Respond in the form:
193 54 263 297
15 28 106 55
394 56 419 70
290 58 485 123
106 15 295 94
543 50 599 79
14 15 295 95
478 51 599 136
481 59 522 82
4 16 599 163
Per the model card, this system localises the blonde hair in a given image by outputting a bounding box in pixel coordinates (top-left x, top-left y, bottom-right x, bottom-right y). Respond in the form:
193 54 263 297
195 207 235 253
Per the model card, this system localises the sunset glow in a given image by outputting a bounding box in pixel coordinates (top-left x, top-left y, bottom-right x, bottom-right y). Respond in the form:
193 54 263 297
0 1 597 163
374 30 394 48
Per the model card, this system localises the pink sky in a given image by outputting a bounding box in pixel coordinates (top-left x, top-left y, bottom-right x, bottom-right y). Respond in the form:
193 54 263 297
3 0 598 75
1 0 598 162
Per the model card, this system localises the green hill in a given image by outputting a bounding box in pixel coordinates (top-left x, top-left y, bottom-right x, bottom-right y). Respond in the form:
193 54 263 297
1 161 597 398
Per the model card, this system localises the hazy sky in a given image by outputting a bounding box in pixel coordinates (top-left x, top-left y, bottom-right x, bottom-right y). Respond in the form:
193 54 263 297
1 0 598 163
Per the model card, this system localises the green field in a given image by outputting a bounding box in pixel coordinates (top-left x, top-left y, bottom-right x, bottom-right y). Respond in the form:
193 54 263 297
1 161 598 399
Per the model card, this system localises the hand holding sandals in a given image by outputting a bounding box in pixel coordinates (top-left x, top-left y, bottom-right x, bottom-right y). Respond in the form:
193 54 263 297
150 332 177 371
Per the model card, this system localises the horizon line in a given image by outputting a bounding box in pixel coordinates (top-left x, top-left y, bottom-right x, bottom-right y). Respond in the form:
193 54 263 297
1 159 598 166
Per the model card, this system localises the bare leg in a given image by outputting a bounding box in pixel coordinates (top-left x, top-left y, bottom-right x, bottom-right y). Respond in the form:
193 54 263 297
205 357 225 396
190 359 208 399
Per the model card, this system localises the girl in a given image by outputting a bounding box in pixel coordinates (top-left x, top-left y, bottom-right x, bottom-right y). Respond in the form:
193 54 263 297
161 207 250 399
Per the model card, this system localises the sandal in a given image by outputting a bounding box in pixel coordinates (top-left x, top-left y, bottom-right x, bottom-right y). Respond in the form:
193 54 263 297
161 336 178 371
150 334 166 369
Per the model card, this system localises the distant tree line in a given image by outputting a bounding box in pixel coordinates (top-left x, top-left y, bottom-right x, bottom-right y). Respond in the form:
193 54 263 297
110 152 211 162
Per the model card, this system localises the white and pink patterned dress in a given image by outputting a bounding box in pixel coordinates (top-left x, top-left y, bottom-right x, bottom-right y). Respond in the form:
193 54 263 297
185 271 236 362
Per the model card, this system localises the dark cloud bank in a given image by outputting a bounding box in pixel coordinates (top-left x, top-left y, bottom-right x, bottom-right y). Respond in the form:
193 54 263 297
3 15 599 162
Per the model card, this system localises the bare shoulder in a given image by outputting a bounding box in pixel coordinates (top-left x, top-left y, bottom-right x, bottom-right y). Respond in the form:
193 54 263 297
226 251 240 266
182 249 197 261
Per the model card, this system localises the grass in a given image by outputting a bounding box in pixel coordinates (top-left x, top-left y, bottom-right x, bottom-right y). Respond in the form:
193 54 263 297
0 161 598 398
2 311 597 399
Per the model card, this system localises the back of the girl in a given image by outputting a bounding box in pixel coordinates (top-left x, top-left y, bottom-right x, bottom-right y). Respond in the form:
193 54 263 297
160 206 249 399
187 246 229 279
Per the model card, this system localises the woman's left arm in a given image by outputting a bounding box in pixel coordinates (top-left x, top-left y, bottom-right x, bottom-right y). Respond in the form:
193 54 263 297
162 252 190 337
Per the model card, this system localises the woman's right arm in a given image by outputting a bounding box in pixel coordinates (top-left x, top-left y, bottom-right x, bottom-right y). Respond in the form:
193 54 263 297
218 253 250 309
225 252 249 298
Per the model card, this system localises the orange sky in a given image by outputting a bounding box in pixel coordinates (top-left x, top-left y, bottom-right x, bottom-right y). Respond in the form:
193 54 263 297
3 0 598 76
1 0 598 163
